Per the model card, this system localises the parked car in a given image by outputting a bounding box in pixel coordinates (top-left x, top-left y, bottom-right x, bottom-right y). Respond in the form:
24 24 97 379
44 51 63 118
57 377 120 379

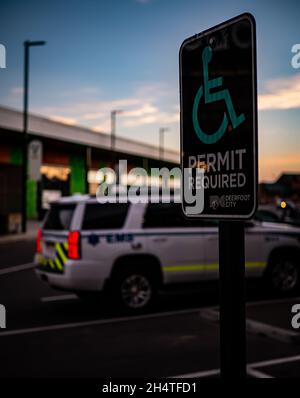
255 203 300 227
35 195 300 312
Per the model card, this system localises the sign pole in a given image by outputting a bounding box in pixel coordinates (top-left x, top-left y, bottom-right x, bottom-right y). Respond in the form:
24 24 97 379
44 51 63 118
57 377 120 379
219 221 246 378
179 13 256 379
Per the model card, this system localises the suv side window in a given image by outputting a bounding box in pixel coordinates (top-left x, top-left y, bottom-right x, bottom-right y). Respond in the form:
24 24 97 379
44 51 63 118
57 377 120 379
82 203 129 230
143 203 218 228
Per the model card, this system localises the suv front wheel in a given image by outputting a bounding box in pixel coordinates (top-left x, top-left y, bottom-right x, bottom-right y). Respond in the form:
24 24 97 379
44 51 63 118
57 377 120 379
267 256 299 294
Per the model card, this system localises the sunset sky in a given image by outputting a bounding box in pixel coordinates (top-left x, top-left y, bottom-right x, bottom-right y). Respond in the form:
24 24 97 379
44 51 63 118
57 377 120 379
0 0 300 181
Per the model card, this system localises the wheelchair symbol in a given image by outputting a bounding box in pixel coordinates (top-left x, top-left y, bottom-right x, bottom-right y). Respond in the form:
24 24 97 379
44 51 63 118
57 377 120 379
192 46 245 145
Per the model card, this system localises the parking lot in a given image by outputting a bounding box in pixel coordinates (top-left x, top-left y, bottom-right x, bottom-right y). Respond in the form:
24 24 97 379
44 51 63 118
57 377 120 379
0 239 299 379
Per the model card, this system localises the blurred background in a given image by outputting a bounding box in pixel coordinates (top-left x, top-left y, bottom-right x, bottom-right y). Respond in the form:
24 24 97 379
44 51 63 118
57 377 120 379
0 0 300 380
0 0 300 230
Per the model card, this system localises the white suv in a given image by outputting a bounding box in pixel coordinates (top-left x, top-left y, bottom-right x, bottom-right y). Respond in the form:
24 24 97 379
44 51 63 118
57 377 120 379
35 195 300 312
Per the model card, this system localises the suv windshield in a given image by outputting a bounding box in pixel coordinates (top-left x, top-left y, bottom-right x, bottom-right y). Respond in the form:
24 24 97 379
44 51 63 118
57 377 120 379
43 203 76 230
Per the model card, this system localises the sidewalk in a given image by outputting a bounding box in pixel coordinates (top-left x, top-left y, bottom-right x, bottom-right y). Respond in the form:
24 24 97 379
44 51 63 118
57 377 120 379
0 220 41 244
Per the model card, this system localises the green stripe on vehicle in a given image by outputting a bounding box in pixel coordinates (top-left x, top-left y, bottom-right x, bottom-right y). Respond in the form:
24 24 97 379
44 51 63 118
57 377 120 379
246 261 267 268
163 264 206 272
163 261 267 272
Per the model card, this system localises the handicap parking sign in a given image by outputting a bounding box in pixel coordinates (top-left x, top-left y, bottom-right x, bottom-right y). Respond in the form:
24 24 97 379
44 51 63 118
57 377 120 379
180 13 258 219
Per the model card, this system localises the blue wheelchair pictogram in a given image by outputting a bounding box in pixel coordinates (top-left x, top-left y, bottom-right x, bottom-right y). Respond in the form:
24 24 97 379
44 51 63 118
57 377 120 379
192 46 245 145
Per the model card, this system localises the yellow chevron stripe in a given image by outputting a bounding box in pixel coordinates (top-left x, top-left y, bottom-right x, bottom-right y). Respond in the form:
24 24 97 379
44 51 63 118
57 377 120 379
54 256 63 271
48 259 55 270
56 243 68 264
37 255 47 266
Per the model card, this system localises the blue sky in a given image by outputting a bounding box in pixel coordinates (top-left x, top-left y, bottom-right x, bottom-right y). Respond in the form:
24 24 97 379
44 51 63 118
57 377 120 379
0 0 300 181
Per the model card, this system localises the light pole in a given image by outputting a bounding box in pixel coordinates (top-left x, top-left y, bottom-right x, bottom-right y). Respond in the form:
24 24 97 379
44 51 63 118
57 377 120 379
110 109 123 170
22 40 46 233
159 127 169 163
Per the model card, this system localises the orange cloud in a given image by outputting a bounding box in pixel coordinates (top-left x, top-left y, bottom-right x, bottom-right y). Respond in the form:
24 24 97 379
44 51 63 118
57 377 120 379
258 75 300 110
259 153 300 181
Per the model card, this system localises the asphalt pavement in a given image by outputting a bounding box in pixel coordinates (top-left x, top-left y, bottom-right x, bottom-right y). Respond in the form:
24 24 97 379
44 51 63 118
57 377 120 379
0 239 300 378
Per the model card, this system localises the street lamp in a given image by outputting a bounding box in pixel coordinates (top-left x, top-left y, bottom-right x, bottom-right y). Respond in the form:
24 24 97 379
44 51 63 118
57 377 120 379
159 127 169 163
22 40 46 233
110 109 123 169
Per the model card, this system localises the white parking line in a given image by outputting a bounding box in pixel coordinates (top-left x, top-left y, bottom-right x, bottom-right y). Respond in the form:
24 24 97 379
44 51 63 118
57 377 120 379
0 263 35 276
40 294 300 308
0 307 205 338
249 354 300 369
200 308 300 344
246 367 273 378
247 297 300 307
246 318 299 344
41 294 78 303
175 366 273 378
173 369 220 378
174 354 300 378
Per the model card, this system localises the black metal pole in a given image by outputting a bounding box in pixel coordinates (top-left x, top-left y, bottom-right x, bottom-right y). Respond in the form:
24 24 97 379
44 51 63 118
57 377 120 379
219 220 246 378
110 110 118 186
21 42 29 233
110 111 116 168
85 146 91 194
159 128 164 163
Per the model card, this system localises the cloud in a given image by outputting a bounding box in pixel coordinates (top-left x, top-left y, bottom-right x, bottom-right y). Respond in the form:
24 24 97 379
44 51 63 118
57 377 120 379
33 82 179 133
91 122 111 133
259 153 300 182
122 110 179 128
81 111 105 121
10 86 23 96
261 153 300 167
258 74 300 110
122 104 157 118
49 115 77 125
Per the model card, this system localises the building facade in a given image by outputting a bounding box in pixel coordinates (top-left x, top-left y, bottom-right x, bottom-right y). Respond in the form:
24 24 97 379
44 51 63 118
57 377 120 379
0 106 179 233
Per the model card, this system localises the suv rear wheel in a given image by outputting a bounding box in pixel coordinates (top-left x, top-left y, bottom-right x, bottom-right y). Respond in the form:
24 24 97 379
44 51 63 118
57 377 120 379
111 266 158 313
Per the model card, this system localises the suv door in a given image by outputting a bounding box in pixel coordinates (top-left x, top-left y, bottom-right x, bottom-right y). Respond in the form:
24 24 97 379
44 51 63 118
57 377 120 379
143 203 207 284
204 221 268 280
195 221 219 280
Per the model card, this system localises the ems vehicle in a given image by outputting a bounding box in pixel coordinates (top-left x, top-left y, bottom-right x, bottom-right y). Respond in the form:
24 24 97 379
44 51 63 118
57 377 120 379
35 195 300 312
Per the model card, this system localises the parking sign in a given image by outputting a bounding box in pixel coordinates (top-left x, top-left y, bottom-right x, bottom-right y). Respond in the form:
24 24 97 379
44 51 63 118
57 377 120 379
180 13 257 219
